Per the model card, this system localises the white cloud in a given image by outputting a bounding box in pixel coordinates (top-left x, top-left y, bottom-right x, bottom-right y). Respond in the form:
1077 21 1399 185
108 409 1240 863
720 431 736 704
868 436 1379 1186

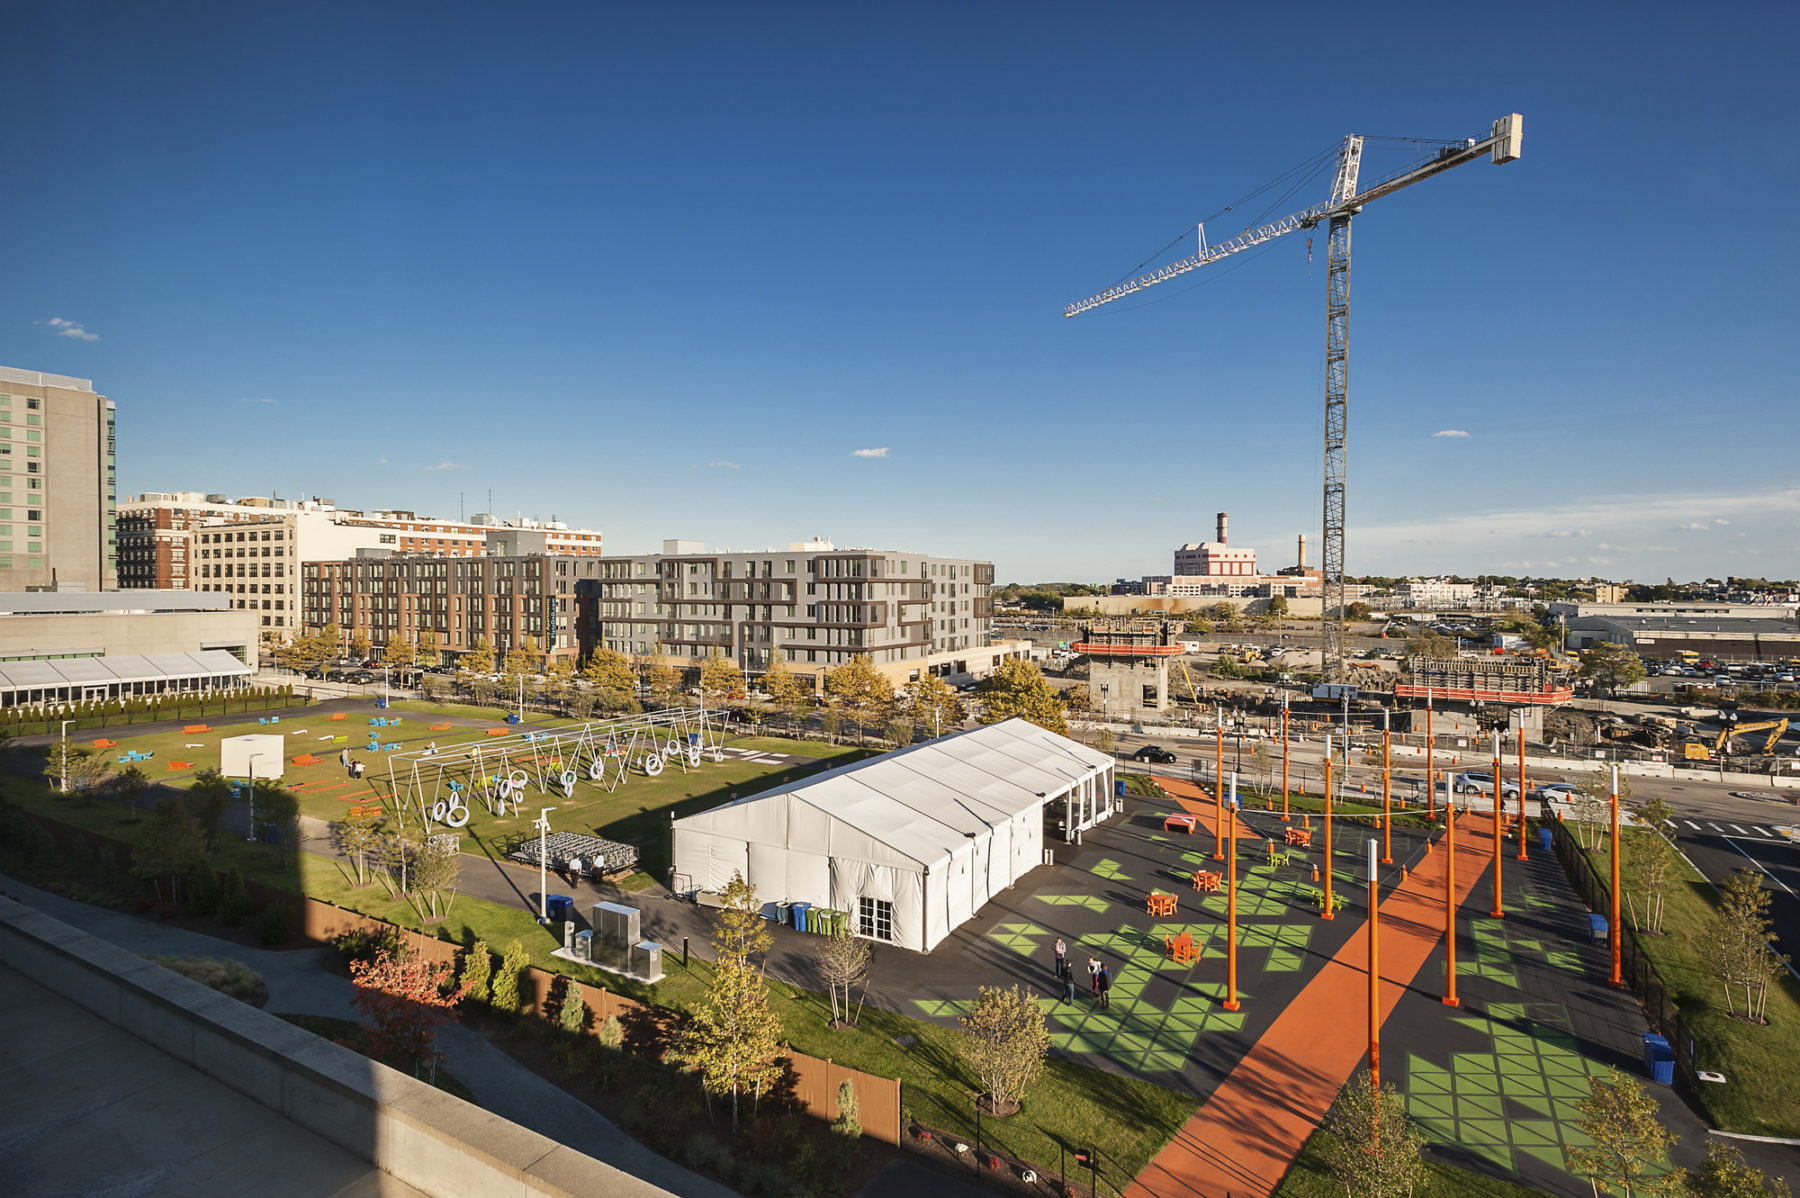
377 458 388 465
240 396 278 405
1674 522 1709 532
1546 529 1591 539
852 447 890 459
708 461 741 470
424 461 466 472
1715 518 1729 525
1431 429 1470 438
46 317 98 341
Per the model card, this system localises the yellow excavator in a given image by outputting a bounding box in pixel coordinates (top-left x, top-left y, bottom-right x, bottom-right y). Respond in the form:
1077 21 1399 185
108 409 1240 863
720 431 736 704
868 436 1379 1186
1684 718 1789 761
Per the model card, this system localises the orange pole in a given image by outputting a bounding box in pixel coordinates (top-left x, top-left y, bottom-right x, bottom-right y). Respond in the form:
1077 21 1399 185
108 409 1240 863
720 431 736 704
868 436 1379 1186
1443 766 1460 1007
1426 691 1436 821
1490 731 1505 919
1609 765 1624 989
1367 838 1380 1089
1381 710 1393 864
1280 700 1291 823
1517 724 1529 861
1224 772 1240 1011
1321 740 1335 920
1214 711 1226 860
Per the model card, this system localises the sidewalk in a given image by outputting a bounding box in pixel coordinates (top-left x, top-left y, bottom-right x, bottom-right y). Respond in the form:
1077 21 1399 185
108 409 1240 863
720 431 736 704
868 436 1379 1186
0 871 736 1198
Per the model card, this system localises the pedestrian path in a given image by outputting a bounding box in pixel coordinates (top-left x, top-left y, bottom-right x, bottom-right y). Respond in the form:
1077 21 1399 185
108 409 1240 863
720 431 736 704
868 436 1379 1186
1125 809 1491 1198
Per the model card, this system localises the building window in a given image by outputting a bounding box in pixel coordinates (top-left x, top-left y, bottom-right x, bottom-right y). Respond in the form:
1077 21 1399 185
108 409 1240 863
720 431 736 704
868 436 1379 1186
857 897 894 943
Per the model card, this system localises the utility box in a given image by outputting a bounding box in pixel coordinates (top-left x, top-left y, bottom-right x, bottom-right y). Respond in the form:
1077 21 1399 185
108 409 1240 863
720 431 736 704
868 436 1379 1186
572 929 593 963
632 941 665 983
591 902 641 972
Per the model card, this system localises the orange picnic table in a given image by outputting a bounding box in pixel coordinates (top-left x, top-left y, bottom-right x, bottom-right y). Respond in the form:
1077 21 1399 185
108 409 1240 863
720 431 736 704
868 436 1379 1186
1166 932 1200 963
1163 813 1198 835
1146 892 1177 917
1192 870 1222 893
1285 827 1313 848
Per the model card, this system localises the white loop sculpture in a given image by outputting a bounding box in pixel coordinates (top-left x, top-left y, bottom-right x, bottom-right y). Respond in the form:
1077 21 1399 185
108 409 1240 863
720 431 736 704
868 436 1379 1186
643 752 664 777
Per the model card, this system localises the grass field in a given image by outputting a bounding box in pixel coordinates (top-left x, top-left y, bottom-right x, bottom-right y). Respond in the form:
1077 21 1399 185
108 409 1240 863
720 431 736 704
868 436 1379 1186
1574 825 1800 1138
1275 1127 1554 1198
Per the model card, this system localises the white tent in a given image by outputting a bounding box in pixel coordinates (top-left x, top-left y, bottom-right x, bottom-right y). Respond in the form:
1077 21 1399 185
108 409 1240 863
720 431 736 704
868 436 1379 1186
671 718 1116 953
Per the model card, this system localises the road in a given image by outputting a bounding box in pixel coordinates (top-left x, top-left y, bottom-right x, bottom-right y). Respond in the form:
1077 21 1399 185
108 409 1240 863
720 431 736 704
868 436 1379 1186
1661 812 1800 969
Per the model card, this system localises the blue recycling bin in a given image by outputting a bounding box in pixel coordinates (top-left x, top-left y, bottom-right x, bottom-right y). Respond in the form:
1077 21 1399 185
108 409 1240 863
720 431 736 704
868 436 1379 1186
1643 1033 1675 1085
1588 913 1608 942
1115 780 1126 797
546 895 573 923
791 901 812 931
506 713 520 725
1539 827 1553 852
377 698 388 709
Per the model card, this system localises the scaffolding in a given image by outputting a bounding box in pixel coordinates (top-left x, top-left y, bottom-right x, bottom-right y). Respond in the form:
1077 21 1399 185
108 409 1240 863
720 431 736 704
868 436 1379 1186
384 707 727 831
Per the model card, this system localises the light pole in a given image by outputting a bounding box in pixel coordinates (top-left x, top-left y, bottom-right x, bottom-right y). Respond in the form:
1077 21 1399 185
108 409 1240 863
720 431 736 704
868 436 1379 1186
1368 837 1382 1089
535 806 558 921
59 719 73 793
1321 737 1335 921
245 753 268 842
1381 708 1393 864
1280 692 1290 823
382 664 391 706
1489 730 1505 919
1608 765 1623 989
1223 771 1240 1011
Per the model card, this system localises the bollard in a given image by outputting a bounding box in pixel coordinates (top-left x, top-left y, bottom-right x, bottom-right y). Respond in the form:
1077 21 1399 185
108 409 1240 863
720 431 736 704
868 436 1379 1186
1402 865 1408 881
1312 865 1320 882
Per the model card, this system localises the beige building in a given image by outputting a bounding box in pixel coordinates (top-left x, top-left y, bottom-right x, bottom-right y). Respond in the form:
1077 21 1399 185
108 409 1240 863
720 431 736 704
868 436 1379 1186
0 366 117 592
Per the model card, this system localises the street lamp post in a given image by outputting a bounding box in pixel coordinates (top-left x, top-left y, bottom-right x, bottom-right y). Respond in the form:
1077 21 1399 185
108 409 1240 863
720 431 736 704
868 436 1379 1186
1381 708 1393 864
1321 737 1335 921
535 807 558 921
59 719 73 794
1490 730 1505 919
1223 771 1240 1011
1608 766 1623 989
245 753 267 842
1280 693 1290 823
1368 837 1381 1089
1213 704 1225 860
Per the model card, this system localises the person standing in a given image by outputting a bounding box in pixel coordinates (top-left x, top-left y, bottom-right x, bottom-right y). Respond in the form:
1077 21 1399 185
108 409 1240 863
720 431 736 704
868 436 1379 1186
1061 961 1076 1005
1087 957 1100 996
1054 937 1067 976
1097 962 1112 1010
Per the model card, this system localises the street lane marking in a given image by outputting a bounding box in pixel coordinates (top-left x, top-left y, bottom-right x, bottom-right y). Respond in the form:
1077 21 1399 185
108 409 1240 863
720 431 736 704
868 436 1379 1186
1729 824 1749 835
1753 827 1771 837
1685 821 1703 830
1722 837 1798 899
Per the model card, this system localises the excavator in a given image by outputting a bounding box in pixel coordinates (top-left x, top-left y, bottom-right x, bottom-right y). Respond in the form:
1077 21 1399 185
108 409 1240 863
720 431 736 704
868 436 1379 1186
1684 718 1790 761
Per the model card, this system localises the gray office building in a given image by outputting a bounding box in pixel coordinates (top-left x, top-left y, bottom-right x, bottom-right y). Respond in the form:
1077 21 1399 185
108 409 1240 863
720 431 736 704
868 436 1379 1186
0 366 117 592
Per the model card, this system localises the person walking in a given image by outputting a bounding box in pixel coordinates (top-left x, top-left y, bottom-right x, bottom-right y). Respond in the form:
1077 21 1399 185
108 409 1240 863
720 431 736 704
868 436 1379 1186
1053 936 1067 976
339 746 351 770
1087 957 1100 996
1061 960 1076 1005
1097 962 1112 1010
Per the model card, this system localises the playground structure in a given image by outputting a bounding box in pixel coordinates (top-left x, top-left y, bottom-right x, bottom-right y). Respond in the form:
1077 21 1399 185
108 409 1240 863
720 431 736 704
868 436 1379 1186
384 708 727 830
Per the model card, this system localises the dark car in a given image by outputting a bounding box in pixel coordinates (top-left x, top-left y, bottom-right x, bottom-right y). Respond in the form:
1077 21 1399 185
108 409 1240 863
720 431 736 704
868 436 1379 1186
1131 745 1177 764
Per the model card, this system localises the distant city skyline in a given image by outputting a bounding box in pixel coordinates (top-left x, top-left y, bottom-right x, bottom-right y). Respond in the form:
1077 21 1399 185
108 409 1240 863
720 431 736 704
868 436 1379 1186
5 3 1795 584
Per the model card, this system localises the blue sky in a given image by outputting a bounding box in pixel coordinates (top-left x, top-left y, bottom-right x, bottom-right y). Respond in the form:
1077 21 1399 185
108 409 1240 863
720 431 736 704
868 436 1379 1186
5 2 1796 583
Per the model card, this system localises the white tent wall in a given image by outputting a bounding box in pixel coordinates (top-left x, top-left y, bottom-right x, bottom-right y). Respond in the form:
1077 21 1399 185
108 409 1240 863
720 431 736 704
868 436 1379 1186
673 828 749 892
830 857 927 953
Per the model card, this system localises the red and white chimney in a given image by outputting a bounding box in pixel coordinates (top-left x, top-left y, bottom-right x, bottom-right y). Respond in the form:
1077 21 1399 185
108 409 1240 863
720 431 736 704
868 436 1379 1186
1216 512 1228 545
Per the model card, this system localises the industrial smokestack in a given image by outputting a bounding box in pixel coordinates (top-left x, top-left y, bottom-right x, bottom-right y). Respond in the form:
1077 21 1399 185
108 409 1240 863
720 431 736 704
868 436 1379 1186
1298 534 1307 570
1217 512 1228 545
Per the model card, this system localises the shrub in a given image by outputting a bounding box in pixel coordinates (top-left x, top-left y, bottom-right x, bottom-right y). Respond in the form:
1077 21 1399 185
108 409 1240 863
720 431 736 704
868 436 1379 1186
459 940 492 1004
213 867 250 925
146 954 270 1007
253 903 296 946
491 938 530 1014
596 1013 623 1050
334 925 405 967
186 867 220 918
557 978 588 1036
682 1132 721 1172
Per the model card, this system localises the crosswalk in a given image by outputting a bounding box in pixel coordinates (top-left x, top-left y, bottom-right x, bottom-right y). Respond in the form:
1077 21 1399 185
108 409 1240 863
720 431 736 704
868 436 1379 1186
1669 818 1797 843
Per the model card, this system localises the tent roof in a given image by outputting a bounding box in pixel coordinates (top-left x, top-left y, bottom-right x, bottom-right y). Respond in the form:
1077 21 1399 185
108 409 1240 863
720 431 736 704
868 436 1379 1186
673 718 1112 870
0 650 250 691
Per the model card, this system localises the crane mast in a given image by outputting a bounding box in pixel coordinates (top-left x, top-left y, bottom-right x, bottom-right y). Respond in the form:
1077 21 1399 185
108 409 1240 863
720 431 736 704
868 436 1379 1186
1065 115 1521 686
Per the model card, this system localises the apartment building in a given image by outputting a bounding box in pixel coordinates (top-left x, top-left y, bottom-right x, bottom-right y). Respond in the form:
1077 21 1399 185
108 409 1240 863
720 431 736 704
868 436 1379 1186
0 366 117 592
118 491 602 589
577 538 999 685
301 531 597 660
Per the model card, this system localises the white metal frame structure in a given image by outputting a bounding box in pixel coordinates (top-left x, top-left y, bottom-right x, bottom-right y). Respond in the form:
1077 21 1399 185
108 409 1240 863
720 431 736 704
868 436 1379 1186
384 707 727 831
1066 114 1523 685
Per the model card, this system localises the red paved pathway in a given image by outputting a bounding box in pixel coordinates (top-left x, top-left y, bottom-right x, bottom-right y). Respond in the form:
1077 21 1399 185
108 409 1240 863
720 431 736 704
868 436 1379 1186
1128 780 1492 1198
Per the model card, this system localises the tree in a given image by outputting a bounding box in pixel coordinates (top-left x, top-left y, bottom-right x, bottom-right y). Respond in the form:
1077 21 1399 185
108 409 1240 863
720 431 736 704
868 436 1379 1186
698 646 745 708
762 652 807 730
133 796 208 907
491 938 531 1014
557 976 589 1035
542 655 576 706
348 948 469 1079
500 638 539 698
107 764 151 821
903 674 967 739
831 1078 862 1168
381 635 416 670
411 833 463 922
1684 1141 1793 1198
824 654 895 743
1582 642 1648 697
250 783 300 861
459 939 493 1005
350 627 372 663
1633 797 1678 935
187 769 231 845
1568 1068 1679 1198
1184 617 1214 635
978 658 1069 736
1318 1069 1427 1198
814 921 872 1028
639 649 678 706
333 803 385 886
1704 868 1784 1024
416 628 441 668
672 872 785 1131
958 983 1048 1115
50 739 112 796
583 647 639 714
1345 601 1374 622
461 636 496 679
1574 768 1633 851
1267 594 1290 617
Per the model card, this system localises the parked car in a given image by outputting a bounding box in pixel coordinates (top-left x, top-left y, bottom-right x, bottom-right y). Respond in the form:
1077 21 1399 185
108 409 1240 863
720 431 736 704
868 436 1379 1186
1453 770 1521 800
1131 745 1178 764
1530 782 1578 802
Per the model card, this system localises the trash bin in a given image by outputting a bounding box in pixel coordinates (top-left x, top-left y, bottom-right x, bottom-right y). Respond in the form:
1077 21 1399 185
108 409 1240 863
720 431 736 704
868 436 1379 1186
1588 913 1608 942
506 713 520 725
377 698 389 709
775 901 791 925
806 906 820 934
1643 1033 1675 1085
791 901 811 931
1115 780 1126 797
1539 827 1553 852
546 895 573 923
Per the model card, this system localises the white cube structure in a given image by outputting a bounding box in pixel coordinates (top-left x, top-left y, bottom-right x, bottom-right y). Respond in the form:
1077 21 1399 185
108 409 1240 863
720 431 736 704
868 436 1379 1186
220 733 285 780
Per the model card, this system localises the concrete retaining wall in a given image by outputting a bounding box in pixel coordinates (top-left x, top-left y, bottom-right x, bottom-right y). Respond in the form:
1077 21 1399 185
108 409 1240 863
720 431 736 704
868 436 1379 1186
0 894 678 1198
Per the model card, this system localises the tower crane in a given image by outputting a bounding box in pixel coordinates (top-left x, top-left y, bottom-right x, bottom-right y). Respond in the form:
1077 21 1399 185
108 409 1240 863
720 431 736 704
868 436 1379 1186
1066 114 1523 686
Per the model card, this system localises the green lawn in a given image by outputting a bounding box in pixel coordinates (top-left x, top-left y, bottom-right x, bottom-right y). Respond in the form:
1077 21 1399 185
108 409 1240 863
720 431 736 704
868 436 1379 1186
1276 1127 1556 1198
1573 825 1800 1137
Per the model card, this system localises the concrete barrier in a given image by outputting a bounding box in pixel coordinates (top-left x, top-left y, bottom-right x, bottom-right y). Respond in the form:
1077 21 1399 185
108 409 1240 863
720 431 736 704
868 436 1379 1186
0 895 678 1198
